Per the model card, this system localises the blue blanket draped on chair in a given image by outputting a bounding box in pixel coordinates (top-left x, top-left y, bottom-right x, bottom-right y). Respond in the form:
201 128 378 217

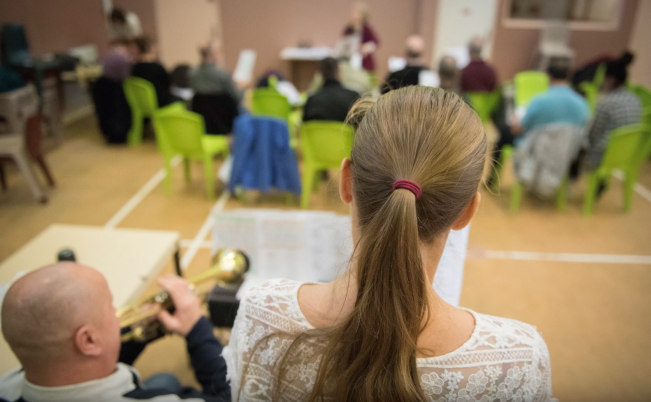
229 114 301 194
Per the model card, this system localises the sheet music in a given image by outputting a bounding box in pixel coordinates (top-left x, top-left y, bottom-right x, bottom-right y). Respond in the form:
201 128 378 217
213 209 468 306
233 49 257 83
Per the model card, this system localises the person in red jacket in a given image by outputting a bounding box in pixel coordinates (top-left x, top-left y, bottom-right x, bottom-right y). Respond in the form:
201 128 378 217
342 2 380 74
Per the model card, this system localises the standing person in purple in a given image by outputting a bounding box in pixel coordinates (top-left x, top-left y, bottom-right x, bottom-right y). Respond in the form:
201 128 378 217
460 37 498 93
342 2 379 75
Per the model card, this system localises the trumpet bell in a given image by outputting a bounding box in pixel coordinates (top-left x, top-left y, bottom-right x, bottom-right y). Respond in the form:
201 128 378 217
211 248 249 288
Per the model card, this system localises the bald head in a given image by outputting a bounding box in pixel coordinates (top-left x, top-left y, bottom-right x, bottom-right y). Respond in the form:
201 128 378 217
405 35 425 60
2 263 119 384
469 36 484 60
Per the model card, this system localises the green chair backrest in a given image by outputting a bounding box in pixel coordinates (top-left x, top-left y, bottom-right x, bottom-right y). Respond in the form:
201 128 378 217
514 71 549 108
153 105 205 158
301 121 354 168
630 85 651 109
599 124 651 172
467 91 500 123
593 63 606 88
123 77 158 116
642 106 651 126
252 87 292 120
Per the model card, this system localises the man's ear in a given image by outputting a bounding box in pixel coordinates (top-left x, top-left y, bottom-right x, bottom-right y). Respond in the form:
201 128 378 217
452 192 481 230
339 158 353 204
75 325 103 357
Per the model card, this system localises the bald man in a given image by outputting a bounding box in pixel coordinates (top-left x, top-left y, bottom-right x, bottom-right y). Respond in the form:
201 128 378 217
0 263 230 402
460 36 497 92
381 34 430 94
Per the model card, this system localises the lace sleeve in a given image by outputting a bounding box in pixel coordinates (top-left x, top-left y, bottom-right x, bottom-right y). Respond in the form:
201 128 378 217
224 279 313 402
534 333 556 402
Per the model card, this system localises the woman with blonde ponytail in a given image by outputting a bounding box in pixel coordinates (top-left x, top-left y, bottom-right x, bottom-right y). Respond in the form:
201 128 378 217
224 87 555 402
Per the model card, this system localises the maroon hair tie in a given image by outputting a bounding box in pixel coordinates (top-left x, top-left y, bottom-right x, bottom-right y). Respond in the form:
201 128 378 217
392 180 422 199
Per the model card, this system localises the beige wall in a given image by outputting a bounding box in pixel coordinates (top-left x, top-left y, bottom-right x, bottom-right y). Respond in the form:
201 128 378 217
219 0 433 82
628 0 651 88
0 0 109 57
491 0 639 81
154 0 220 68
0 0 157 58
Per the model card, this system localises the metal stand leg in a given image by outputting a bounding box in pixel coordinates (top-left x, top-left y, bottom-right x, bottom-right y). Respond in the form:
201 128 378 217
174 249 182 277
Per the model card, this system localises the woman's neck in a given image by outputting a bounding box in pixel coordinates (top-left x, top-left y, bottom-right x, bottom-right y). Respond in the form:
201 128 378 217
305 233 451 328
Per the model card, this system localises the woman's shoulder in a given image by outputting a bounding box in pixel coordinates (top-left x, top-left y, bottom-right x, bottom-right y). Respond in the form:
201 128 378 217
463 310 551 364
239 278 311 331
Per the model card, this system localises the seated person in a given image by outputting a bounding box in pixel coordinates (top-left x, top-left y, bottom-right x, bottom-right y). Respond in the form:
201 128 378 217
438 55 462 95
131 36 173 107
190 43 243 104
256 70 301 106
309 40 373 96
381 35 429 94
0 263 230 402
224 87 554 401
585 57 641 171
102 39 133 82
303 57 360 122
460 36 497 92
516 60 590 137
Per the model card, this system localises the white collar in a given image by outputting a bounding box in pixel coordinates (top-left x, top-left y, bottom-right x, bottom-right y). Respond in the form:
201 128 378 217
21 363 138 402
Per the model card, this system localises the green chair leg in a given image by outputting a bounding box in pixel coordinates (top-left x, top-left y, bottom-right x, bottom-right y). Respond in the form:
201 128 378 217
301 165 315 209
583 173 600 217
163 157 173 196
623 171 636 212
128 113 143 147
203 154 215 200
556 177 568 212
510 181 523 214
183 157 191 183
491 145 513 192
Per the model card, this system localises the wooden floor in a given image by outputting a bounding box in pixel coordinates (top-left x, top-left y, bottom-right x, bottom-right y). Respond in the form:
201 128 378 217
1 115 651 401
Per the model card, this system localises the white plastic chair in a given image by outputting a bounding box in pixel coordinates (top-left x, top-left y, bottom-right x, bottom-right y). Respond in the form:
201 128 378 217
0 85 48 203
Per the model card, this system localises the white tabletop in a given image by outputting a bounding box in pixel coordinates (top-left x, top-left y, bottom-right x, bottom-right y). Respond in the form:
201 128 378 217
280 47 333 61
0 224 180 374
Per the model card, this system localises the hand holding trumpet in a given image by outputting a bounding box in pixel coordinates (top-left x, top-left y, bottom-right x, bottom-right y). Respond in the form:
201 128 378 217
156 274 203 337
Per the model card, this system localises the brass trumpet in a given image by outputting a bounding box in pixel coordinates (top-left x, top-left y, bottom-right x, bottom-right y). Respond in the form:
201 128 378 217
118 248 249 343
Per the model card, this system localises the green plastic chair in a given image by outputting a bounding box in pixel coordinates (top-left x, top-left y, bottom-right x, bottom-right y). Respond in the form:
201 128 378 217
643 106 651 126
252 76 292 120
123 77 158 147
630 85 651 109
510 177 569 214
579 63 606 115
514 71 549 108
300 121 354 209
583 124 651 216
467 91 500 124
152 104 230 200
490 145 514 193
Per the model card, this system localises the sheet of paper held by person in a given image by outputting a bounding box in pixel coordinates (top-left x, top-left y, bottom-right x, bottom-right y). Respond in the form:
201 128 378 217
213 209 469 307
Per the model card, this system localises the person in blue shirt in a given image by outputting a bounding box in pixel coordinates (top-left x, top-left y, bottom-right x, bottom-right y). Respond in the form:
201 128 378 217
518 62 590 135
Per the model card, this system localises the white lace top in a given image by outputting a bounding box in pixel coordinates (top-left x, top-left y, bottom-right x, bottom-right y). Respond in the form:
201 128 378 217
224 279 555 402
